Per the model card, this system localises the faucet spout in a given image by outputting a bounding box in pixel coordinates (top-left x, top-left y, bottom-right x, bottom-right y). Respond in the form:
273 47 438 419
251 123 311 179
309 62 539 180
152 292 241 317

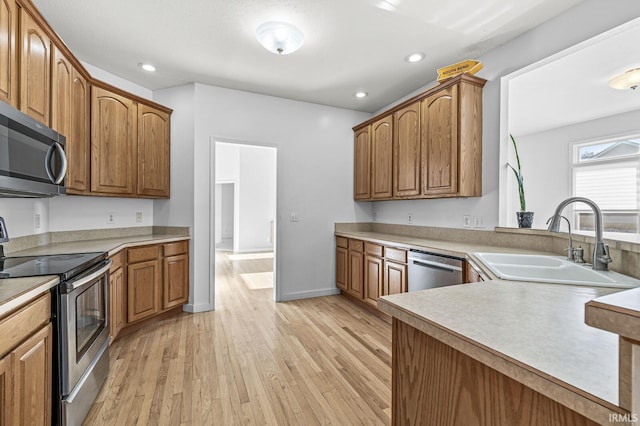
547 197 612 271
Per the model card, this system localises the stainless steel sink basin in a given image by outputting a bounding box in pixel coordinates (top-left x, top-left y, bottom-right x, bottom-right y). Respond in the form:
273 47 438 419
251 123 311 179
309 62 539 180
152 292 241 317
473 252 640 289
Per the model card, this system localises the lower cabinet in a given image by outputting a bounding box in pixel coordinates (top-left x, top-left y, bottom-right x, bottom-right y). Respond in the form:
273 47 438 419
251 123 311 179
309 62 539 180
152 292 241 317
384 247 408 296
109 251 125 342
348 241 365 299
162 241 189 310
336 237 348 291
127 245 162 323
0 293 52 425
364 242 384 307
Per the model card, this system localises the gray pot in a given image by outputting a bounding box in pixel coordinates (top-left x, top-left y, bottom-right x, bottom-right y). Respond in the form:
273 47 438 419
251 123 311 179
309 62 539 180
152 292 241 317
516 211 534 228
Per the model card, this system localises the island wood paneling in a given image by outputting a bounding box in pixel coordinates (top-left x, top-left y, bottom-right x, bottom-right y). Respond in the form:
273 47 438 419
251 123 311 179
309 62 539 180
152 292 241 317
392 319 600 426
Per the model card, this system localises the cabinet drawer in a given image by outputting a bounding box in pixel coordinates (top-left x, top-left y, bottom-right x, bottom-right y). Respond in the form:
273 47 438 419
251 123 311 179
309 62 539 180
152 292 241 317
385 247 407 263
128 245 160 263
336 236 348 248
365 242 383 257
349 239 364 252
0 293 50 358
163 240 188 257
110 250 124 271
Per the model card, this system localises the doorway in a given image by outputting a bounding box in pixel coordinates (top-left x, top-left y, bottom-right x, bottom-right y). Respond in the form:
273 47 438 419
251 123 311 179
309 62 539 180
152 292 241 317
213 141 277 300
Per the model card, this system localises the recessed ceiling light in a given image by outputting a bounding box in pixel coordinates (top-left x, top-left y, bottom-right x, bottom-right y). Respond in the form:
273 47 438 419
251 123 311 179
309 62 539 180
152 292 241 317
406 53 425 63
139 63 156 72
376 0 397 12
256 21 304 55
354 91 368 98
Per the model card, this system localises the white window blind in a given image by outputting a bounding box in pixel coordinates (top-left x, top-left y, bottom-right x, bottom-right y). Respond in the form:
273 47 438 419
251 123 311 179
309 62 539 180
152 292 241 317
574 166 638 210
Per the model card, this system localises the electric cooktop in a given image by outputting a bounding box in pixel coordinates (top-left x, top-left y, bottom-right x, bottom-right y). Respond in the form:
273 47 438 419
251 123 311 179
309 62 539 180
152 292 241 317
0 252 107 280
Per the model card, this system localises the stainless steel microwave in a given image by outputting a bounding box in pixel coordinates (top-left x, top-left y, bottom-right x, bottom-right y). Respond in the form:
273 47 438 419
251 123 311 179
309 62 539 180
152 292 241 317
0 101 67 197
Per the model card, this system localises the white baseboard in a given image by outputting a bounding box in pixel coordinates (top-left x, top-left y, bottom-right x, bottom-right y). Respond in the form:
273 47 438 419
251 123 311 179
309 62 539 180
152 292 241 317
183 303 214 313
279 288 341 302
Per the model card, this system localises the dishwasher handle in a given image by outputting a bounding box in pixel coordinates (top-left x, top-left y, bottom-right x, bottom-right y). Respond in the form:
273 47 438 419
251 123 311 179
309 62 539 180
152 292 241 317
409 258 462 273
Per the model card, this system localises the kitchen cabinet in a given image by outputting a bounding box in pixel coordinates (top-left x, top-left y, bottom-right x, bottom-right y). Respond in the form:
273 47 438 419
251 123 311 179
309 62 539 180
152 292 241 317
336 237 348 291
52 48 90 193
353 126 371 200
464 261 485 283
0 293 52 425
348 239 365 299
91 86 138 195
162 241 189 309
0 0 17 107
394 102 421 197
353 74 485 201
19 7 51 124
384 247 407 295
364 242 384 306
138 104 170 198
371 115 393 199
109 251 125 342
127 245 161 323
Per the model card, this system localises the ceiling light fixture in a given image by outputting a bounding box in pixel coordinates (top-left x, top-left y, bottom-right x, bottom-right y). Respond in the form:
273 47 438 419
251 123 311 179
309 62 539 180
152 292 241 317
256 21 304 55
354 91 368 98
376 0 397 12
139 63 156 72
405 53 425 63
609 68 640 90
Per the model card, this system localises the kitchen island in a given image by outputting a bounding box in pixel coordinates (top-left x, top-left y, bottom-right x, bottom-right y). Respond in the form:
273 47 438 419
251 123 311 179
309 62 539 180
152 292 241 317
378 281 628 425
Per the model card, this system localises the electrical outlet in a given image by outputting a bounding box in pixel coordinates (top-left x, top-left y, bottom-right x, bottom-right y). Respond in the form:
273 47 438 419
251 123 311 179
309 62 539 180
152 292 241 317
463 215 471 228
473 216 484 228
289 212 299 222
136 212 143 223
408 213 413 224
106 212 116 225
34 213 41 229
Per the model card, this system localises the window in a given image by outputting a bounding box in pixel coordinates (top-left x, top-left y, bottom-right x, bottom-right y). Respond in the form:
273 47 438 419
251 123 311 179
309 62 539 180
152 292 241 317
572 137 640 233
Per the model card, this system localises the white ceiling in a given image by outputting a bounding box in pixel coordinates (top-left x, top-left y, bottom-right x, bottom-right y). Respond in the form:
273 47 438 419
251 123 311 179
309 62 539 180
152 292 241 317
33 0 583 113
510 18 640 136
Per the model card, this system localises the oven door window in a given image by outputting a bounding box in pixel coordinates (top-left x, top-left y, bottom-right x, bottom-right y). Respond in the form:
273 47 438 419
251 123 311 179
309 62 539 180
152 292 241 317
75 280 106 358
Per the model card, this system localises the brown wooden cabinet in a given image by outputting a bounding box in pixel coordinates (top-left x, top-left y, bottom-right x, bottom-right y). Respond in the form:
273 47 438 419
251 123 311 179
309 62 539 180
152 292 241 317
354 126 371 200
127 245 161 323
0 0 17 107
464 261 485 283
0 293 52 425
138 104 170 198
109 251 125 342
91 86 138 195
162 241 189 309
384 247 407 296
353 74 485 201
394 102 421 197
336 237 348 291
348 239 365 299
371 115 393 199
364 242 384 307
19 8 51 124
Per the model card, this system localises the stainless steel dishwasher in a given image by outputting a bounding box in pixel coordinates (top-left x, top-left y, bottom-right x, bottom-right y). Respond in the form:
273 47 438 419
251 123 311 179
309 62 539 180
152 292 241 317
407 249 464 291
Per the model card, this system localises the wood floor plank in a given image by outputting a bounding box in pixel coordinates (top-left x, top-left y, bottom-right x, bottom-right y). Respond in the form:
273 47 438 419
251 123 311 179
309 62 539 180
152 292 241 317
84 251 391 425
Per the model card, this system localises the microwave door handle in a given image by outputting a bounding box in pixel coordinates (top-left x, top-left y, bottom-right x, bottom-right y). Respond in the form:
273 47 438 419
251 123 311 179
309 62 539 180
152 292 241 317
44 142 67 184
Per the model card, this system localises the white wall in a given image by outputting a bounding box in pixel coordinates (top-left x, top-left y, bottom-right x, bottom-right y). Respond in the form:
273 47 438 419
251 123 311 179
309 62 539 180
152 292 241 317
372 0 640 231
0 199 48 237
509 110 640 229
81 61 153 100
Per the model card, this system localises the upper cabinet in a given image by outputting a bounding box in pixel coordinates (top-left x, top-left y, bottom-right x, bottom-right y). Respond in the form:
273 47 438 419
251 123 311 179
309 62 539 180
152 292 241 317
137 104 170 198
0 0 17 107
19 8 50 124
353 74 485 201
353 126 371 200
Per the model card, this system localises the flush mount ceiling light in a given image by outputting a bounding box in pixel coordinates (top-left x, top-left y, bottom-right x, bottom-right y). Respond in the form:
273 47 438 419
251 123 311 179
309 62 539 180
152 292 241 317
354 91 368 98
609 68 640 90
256 21 304 55
405 53 425 63
376 0 398 12
139 63 156 72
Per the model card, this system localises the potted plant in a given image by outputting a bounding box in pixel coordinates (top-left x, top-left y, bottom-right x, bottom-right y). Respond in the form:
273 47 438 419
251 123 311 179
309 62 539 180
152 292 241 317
507 134 534 228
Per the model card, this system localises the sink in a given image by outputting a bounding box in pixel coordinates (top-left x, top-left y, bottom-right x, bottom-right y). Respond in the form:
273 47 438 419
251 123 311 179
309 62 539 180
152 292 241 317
473 252 640 289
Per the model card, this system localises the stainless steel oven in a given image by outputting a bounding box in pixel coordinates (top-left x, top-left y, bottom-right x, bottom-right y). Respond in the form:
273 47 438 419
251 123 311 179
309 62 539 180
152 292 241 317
57 258 111 425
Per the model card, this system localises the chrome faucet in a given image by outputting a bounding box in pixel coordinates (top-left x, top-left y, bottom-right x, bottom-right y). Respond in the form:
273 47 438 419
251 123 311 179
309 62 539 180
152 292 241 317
546 215 574 261
547 197 612 271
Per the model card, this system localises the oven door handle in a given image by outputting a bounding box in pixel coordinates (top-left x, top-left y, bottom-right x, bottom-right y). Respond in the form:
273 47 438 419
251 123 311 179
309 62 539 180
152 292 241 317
62 259 112 293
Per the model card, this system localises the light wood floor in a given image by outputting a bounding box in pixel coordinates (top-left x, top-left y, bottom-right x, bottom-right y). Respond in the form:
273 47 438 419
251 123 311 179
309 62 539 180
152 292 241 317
84 252 392 425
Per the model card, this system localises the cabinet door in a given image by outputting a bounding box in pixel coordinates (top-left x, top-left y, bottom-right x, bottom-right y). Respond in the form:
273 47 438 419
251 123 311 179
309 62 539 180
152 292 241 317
364 255 383 307
464 262 484 283
163 253 188 310
20 10 51 124
348 249 364 299
0 355 12 425
371 115 393 199
127 259 160 323
336 246 348 291
91 86 137 195
354 126 371 200
138 104 170 198
0 0 17 107
421 85 458 196
384 261 407 296
394 102 420 197
12 324 52 426
109 266 125 341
